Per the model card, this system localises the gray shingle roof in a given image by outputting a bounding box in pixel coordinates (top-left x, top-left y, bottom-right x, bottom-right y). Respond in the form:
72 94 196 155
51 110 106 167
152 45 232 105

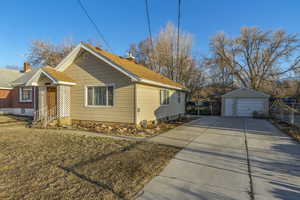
222 88 270 98
0 68 23 88
12 68 39 86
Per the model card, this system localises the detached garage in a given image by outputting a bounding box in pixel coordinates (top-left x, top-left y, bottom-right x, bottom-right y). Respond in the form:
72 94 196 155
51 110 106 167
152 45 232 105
222 88 270 117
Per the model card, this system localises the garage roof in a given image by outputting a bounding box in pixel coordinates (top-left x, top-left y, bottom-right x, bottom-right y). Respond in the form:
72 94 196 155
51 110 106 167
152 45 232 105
222 88 270 98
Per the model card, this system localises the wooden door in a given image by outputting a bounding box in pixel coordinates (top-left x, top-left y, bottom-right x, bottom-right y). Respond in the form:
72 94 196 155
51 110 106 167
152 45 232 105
47 87 57 115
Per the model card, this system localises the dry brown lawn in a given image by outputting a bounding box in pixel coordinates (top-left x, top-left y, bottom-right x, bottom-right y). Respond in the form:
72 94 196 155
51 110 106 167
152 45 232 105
0 126 180 200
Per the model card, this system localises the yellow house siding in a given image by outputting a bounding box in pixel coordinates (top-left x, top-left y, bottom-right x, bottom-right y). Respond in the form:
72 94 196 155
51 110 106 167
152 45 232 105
63 51 135 123
136 83 185 124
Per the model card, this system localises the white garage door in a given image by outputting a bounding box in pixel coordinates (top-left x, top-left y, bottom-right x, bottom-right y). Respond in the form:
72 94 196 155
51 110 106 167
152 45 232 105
237 99 264 117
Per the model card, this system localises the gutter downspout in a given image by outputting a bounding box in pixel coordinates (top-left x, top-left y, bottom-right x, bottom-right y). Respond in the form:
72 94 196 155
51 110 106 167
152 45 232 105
133 83 137 125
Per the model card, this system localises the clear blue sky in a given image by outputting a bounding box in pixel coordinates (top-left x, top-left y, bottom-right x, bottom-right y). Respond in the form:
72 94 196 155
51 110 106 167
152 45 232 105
1 0 300 69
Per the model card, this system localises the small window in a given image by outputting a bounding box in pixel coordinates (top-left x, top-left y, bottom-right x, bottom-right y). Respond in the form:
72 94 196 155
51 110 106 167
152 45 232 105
178 91 181 104
160 89 169 105
19 87 32 102
86 86 114 106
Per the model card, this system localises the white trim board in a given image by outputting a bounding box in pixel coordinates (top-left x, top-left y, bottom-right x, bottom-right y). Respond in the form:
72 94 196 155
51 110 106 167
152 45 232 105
26 68 76 86
55 43 187 91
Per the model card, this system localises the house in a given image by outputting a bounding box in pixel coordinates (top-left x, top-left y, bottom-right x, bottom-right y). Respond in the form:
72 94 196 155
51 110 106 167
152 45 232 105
0 64 37 116
222 88 270 117
0 43 188 125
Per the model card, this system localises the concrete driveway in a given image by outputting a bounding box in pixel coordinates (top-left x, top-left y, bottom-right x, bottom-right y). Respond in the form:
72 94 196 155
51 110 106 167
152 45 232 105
138 117 300 200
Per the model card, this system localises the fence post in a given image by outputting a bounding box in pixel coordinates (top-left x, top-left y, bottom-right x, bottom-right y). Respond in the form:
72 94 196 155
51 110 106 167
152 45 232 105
280 106 284 121
290 103 295 125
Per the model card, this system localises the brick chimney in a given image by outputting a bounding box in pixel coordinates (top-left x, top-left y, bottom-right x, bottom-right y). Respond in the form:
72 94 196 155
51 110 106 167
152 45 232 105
23 62 31 72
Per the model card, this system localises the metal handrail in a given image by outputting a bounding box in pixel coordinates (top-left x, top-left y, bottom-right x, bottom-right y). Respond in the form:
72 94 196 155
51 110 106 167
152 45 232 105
33 106 57 127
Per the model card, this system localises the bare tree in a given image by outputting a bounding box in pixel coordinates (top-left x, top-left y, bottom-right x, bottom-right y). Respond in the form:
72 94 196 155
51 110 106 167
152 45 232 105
27 38 76 67
209 27 300 90
206 56 233 89
130 22 205 94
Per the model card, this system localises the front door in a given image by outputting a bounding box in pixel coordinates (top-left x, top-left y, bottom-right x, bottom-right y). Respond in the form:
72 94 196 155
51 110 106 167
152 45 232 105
47 87 57 115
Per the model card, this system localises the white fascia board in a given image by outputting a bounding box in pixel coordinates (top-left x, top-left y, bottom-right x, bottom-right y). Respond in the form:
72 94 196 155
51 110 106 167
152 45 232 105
25 69 43 86
0 87 13 90
40 69 76 85
56 81 76 86
139 78 188 91
55 44 82 71
25 69 57 86
40 70 57 83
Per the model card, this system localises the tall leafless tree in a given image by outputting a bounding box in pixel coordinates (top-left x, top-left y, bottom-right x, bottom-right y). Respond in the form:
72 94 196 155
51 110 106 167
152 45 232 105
27 39 76 67
130 23 205 95
209 27 300 90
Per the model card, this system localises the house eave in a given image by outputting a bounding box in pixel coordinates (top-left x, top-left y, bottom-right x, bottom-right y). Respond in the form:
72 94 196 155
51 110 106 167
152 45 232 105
0 87 13 90
137 78 188 91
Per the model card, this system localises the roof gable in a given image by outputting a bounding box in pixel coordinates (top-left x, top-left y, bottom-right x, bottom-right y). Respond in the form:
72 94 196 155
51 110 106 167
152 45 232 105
55 43 187 90
222 88 270 98
13 67 75 86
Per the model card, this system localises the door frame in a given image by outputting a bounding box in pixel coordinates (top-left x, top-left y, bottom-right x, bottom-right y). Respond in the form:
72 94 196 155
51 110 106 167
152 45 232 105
46 86 57 114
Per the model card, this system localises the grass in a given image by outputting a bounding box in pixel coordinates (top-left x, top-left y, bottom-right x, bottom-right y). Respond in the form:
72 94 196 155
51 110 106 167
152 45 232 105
270 118 300 142
0 126 180 200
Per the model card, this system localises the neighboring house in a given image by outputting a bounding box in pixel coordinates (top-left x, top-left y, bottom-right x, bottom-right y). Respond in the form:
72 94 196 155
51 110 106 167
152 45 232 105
0 64 36 116
222 88 270 117
0 43 188 125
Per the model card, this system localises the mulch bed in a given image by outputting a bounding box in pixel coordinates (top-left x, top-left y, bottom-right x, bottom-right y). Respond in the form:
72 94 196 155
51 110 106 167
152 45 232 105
71 116 200 138
270 119 300 142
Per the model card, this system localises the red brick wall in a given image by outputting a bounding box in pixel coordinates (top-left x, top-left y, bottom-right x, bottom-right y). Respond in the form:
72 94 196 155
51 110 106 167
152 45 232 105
10 87 35 108
0 89 12 108
0 87 35 109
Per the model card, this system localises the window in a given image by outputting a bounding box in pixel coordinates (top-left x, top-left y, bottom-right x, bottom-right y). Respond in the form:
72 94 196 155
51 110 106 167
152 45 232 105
86 85 114 106
177 91 181 104
19 87 32 102
160 89 169 105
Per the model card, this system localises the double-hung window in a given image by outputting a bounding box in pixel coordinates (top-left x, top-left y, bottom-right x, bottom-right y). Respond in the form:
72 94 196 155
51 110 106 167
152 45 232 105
19 87 32 102
87 85 114 106
160 89 169 105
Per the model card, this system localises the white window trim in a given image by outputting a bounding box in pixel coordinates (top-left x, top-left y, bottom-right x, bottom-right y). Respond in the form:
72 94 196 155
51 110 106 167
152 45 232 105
19 87 33 103
160 89 170 106
84 84 115 107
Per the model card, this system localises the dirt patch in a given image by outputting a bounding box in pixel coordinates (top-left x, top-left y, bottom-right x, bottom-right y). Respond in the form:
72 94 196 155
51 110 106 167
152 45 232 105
0 127 180 200
70 116 200 138
270 119 300 142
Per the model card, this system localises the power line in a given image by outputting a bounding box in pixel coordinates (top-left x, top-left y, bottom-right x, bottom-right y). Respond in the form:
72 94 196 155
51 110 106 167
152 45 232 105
145 0 156 69
145 0 153 49
77 0 113 52
176 0 182 81
176 0 181 65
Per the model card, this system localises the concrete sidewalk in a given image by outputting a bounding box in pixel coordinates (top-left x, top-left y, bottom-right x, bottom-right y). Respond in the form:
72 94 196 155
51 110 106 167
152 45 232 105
138 117 250 200
148 116 219 148
138 117 300 200
246 119 300 200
